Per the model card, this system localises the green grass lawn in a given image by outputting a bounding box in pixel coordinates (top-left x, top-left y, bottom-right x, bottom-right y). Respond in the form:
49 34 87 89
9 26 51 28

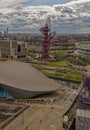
40 69 82 81
50 50 70 54
46 60 71 67
40 70 63 77
64 72 82 81
28 48 88 82
33 59 82 81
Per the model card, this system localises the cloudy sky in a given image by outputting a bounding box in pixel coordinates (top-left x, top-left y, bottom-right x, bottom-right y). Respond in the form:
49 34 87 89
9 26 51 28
0 0 90 34
23 0 72 6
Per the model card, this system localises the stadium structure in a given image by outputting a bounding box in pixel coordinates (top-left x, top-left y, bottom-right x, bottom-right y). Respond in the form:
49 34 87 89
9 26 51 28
0 61 59 99
75 41 90 56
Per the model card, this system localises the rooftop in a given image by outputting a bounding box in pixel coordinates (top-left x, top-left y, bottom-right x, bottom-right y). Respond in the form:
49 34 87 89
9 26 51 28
76 109 90 118
76 41 90 51
0 61 59 92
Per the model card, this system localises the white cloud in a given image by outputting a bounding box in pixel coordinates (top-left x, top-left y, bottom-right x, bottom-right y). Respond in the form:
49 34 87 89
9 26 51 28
0 0 28 8
0 0 90 33
68 0 90 5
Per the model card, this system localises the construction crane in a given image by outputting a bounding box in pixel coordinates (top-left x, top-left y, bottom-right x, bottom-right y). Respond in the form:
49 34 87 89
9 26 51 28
39 17 56 60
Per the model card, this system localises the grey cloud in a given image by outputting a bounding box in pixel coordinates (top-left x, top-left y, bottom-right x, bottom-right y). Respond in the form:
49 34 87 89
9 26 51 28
0 0 90 33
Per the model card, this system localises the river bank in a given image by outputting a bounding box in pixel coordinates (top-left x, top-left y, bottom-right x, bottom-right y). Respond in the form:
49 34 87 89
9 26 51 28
47 75 81 84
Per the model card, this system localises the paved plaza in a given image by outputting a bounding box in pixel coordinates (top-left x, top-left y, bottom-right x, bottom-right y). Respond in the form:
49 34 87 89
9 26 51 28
0 83 82 130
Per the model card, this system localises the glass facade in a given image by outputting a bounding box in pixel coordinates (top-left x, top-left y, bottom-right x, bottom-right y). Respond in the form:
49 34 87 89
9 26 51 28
0 87 13 99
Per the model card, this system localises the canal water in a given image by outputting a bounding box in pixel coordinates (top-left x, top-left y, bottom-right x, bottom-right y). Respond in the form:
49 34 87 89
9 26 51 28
55 79 80 87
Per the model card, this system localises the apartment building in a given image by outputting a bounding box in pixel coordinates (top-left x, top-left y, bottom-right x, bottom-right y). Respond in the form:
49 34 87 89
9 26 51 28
0 40 27 59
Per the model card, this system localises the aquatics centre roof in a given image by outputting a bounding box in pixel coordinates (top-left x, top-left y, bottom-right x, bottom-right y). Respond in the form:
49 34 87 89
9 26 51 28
0 61 59 98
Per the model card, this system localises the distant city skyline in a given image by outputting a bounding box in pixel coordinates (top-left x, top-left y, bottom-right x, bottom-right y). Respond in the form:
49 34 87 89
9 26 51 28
0 0 90 34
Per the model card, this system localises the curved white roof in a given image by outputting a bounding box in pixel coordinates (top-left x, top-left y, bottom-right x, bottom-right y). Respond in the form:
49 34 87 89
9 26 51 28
0 61 59 92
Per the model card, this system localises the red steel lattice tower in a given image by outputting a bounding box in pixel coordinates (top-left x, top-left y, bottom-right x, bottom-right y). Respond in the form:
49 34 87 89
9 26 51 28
39 18 55 60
